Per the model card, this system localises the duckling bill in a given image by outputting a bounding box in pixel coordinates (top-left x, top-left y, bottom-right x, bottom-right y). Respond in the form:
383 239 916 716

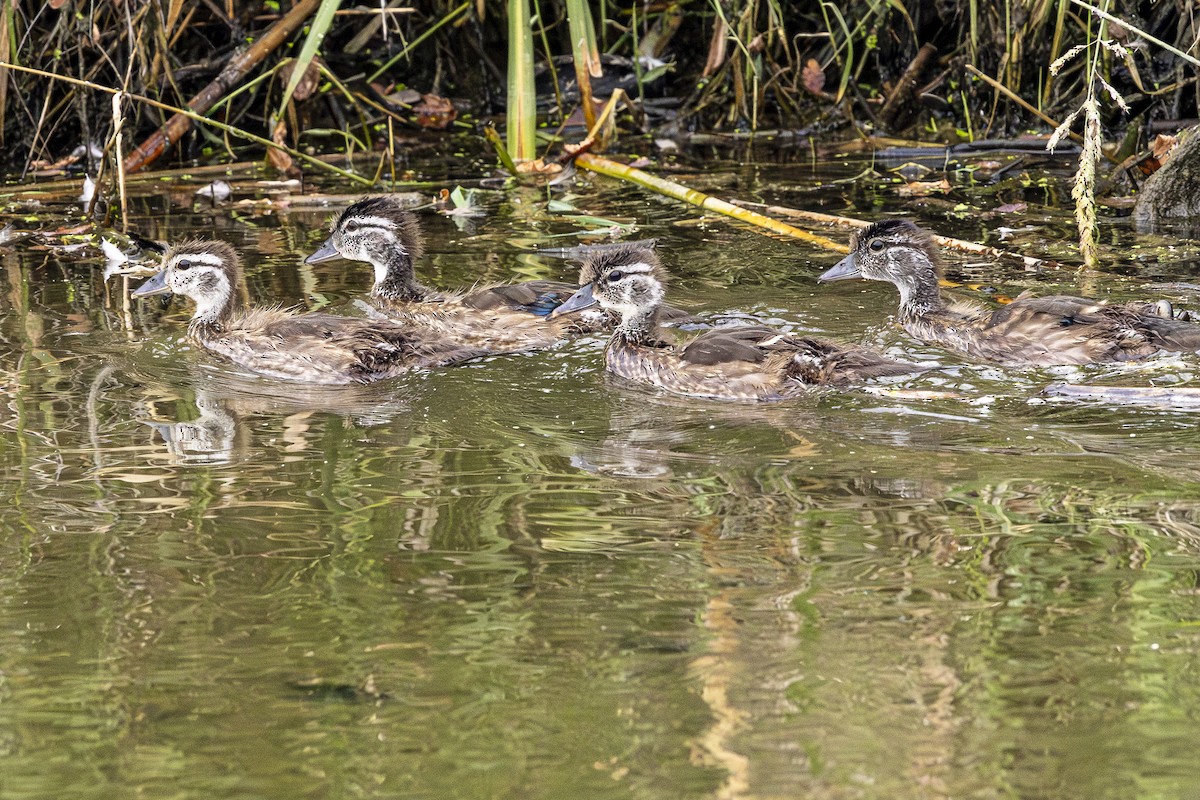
131 240 487 385
550 244 921 402
819 219 1200 366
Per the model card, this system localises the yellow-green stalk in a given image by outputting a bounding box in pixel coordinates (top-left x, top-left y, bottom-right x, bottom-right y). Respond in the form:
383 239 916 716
506 0 537 162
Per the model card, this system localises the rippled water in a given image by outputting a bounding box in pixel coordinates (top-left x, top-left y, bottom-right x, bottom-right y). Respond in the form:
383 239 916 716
3 157 1200 799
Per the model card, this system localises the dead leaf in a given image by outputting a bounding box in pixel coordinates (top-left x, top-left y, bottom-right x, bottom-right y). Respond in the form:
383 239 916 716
414 93 456 129
514 158 562 175
1152 134 1178 161
279 58 322 103
267 120 296 175
802 59 826 95
1135 134 1179 178
897 178 952 197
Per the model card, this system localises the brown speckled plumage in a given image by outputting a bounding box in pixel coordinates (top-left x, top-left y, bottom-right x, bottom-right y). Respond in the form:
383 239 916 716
565 246 919 402
307 196 690 353
132 240 487 385
820 219 1200 366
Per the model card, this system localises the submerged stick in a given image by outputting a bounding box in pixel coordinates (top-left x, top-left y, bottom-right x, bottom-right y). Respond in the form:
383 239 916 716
1045 384 1200 408
123 0 322 174
573 153 848 251
728 198 1073 271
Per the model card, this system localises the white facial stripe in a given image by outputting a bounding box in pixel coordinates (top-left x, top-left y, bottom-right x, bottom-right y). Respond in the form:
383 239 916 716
348 215 398 230
614 261 655 275
170 252 223 268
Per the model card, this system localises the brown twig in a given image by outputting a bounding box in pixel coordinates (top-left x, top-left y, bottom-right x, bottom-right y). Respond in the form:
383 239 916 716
122 0 322 174
879 43 937 130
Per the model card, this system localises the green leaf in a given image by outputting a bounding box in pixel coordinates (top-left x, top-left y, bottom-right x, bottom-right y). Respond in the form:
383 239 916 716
274 0 341 123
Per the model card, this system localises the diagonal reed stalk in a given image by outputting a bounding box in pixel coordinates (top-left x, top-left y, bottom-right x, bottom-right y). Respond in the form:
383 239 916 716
574 152 848 251
274 0 342 125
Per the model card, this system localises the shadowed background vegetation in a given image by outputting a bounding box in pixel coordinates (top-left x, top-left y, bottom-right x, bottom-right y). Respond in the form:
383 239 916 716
1 0 1197 176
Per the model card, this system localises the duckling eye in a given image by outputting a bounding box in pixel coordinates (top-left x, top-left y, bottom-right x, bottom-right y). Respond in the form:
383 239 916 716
343 221 360 233
608 270 626 282
175 259 193 270
868 239 885 252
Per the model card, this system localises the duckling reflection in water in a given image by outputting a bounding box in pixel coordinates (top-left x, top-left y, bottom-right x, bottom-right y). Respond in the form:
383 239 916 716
819 219 1200 366
138 380 416 465
131 240 489 385
549 244 922 402
304 195 690 353
139 392 244 465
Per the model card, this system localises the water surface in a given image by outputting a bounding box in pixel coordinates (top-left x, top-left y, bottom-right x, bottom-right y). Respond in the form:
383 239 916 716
2 157 1200 799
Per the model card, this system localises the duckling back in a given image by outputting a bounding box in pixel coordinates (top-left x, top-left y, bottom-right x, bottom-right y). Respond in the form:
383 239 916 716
197 309 488 385
959 294 1200 365
605 327 919 402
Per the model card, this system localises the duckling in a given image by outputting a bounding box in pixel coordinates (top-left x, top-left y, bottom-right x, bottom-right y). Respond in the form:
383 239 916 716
549 244 920 402
305 196 590 352
305 196 690 352
131 240 488 385
818 219 1200 366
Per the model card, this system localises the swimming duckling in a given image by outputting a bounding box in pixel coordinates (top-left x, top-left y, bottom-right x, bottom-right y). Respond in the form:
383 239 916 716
131 240 488 385
819 219 1200 366
305 196 591 352
549 244 920 402
305 196 690 353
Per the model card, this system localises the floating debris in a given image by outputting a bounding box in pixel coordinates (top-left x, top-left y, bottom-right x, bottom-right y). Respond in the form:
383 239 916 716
194 180 232 202
78 175 96 206
437 185 486 217
1044 383 1200 409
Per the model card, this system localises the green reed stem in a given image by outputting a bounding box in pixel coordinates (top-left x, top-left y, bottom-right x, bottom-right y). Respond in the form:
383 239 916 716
507 0 537 161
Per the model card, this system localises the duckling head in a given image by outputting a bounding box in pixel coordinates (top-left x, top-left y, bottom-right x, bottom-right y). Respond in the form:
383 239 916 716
305 196 426 300
132 239 243 327
552 244 667 334
819 219 944 310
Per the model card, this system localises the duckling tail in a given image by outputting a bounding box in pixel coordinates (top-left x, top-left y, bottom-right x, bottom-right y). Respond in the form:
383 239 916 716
1140 315 1200 353
787 338 925 387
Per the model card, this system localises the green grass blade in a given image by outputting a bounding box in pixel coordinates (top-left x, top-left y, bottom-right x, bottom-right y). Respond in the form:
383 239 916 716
275 0 342 123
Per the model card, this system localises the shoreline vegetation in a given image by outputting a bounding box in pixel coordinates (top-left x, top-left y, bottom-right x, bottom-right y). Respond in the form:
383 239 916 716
0 1 1197 262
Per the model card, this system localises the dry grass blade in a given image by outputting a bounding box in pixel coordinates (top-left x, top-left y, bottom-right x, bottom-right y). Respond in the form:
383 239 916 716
0 61 372 185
